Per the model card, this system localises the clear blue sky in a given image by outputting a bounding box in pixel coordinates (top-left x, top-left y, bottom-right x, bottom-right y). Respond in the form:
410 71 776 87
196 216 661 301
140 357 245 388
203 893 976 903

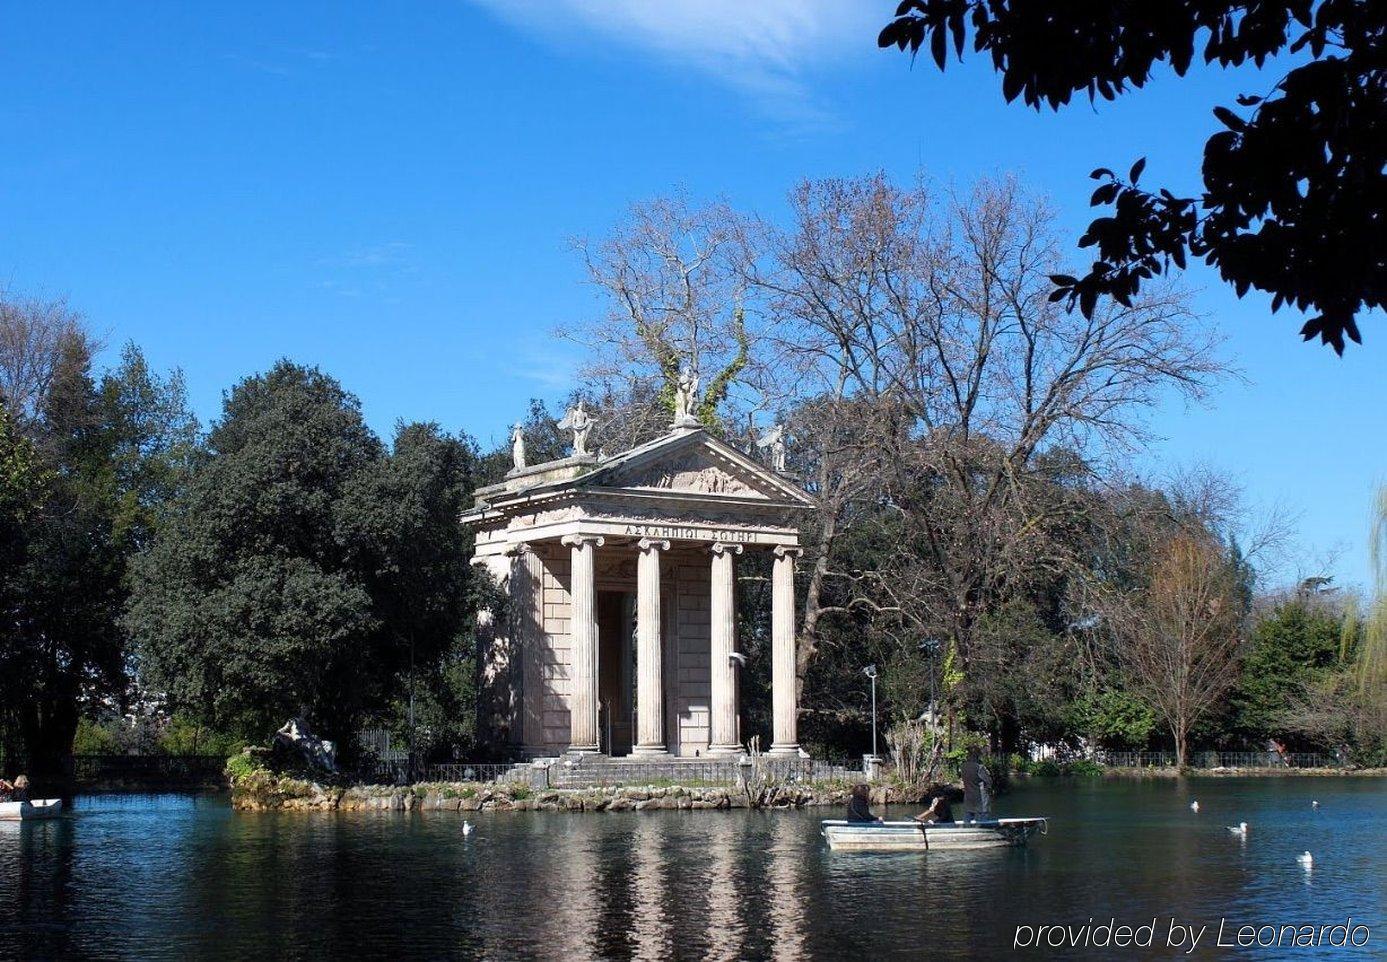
2 2 1380 590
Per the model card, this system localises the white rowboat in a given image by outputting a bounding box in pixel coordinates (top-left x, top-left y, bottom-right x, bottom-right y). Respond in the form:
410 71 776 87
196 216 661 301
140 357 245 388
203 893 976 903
0 798 63 821
822 817 1047 851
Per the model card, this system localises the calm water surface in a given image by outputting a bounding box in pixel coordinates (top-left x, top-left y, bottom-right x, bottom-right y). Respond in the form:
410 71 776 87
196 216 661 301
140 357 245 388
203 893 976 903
1 778 1383 960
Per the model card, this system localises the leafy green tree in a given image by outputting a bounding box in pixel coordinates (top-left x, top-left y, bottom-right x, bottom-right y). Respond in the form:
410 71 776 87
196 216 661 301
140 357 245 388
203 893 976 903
1071 689 1158 750
0 406 48 770
1229 598 1342 747
128 362 484 754
0 308 196 778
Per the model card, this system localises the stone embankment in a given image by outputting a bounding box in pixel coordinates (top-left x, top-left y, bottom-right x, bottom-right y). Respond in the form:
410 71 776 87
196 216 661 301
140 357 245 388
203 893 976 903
230 770 925 814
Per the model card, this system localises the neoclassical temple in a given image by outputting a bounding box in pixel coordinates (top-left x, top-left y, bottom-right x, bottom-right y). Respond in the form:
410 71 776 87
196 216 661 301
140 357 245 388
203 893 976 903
461 405 813 758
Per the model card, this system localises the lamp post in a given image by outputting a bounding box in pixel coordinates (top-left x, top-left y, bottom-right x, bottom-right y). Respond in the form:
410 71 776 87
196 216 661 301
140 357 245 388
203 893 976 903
919 638 941 729
863 664 878 759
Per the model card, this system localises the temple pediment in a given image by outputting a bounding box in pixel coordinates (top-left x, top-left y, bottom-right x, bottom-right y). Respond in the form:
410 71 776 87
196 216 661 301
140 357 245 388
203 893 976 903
469 428 814 511
591 432 804 502
604 449 755 495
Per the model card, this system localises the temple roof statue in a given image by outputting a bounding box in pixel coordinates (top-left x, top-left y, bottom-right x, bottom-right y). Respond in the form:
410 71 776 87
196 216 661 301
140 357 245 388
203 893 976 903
756 423 787 473
672 364 699 428
557 401 594 457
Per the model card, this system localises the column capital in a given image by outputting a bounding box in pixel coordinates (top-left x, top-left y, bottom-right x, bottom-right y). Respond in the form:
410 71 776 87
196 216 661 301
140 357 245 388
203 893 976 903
561 534 606 549
637 538 671 553
710 542 744 557
773 545 804 559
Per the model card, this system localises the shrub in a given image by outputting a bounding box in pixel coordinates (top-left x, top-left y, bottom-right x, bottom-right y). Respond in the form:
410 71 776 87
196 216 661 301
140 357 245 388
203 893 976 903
1066 758 1105 777
158 715 245 757
226 752 266 782
72 717 121 755
1028 757 1103 777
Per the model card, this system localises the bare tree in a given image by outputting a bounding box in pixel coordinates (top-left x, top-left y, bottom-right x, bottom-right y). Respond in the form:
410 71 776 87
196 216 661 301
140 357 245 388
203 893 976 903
0 293 91 425
569 173 1232 749
748 173 1227 701
1099 531 1247 767
571 196 763 427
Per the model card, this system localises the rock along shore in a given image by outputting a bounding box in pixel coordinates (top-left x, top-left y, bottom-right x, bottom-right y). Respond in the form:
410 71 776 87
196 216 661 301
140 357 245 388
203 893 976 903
229 770 932 814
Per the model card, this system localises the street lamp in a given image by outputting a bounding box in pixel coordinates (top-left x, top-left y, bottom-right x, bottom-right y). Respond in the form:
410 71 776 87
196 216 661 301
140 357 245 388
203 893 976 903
863 664 878 759
918 638 941 728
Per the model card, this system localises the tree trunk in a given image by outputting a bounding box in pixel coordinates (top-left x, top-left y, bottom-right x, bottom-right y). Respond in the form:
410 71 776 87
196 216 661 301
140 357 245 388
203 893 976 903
796 510 838 703
19 695 79 785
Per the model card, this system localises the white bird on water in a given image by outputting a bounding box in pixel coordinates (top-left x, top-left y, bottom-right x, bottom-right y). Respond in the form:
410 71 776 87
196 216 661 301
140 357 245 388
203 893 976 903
1312 800 1320 810
1227 822 1248 837
1190 800 1200 813
462 820 475 836
1298 851 1314 868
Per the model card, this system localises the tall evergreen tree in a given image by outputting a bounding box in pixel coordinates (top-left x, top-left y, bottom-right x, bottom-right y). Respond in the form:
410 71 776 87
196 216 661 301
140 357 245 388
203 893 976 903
127 362 484 753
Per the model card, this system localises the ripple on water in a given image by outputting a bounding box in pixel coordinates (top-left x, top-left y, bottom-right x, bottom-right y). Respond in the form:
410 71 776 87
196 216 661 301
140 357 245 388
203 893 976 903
0 779 1382 960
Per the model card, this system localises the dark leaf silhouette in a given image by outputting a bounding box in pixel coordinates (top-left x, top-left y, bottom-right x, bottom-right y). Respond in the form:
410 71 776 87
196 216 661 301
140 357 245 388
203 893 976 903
880 0 1386 352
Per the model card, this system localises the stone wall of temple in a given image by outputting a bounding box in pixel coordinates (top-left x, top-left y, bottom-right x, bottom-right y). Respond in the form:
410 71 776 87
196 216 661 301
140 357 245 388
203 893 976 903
508 541 720 758
537 541 573 752
672 554 712 755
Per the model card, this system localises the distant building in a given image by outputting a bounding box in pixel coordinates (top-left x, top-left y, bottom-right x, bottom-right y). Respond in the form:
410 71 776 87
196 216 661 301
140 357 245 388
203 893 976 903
461 421 814 758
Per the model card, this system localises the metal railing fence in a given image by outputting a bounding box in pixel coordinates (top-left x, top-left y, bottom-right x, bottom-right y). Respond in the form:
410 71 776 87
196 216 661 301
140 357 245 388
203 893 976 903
1092 750 1344 769
67 754 229 784
550 756 864 788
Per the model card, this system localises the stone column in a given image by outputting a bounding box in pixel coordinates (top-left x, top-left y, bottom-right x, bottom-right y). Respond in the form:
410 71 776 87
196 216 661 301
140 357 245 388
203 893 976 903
769 545 802 755
632 538 670 756
708 541 744 755
515 544 547 750
562 534 604 754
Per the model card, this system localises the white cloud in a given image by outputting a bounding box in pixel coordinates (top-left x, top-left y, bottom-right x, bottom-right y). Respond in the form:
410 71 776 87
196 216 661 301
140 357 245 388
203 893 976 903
504 340 582 391
468 0 874 126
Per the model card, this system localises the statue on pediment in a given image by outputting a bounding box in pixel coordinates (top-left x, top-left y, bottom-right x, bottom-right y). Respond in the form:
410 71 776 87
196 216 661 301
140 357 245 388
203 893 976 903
510 423 526 472
756 423 787 473
557 401 594 457
672 364 699 428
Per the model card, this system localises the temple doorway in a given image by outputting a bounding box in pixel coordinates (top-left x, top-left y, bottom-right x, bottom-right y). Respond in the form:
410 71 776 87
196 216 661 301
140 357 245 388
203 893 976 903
597 590 635 755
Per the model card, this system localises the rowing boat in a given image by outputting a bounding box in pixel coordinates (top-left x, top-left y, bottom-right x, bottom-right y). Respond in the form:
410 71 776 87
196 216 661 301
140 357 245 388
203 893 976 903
822 817 1047 851
0 799 63 821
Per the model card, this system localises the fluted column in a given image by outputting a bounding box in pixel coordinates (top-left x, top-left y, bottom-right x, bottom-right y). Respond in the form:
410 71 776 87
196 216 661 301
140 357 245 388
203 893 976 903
563 534 604 753
708 542 743 755
769 545 802 755
516 544 547 750
632 538 670 756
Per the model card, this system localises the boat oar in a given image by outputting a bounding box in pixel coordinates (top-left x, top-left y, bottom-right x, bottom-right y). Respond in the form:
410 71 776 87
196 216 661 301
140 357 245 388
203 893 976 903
914 817 929 851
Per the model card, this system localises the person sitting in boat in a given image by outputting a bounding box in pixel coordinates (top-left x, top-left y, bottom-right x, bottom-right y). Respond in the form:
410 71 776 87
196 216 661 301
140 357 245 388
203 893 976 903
11 775 29 802
0 778 12 802
912 791 954 824
961 748 992 822
845 783 882 823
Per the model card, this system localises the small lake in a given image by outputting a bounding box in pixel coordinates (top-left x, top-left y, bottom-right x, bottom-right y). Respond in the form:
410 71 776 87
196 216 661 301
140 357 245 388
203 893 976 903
2 778 1382 960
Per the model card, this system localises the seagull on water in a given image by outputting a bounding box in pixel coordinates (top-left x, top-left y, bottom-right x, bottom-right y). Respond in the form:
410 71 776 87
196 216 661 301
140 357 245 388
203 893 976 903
462 820 475 836
1190 800 1200 813
1227 822 1248 837
1298 851 1314 868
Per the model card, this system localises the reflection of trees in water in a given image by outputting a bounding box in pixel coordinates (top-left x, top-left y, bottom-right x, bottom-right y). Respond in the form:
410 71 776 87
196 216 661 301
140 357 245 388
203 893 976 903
207 808 348 953
2 818 77 958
